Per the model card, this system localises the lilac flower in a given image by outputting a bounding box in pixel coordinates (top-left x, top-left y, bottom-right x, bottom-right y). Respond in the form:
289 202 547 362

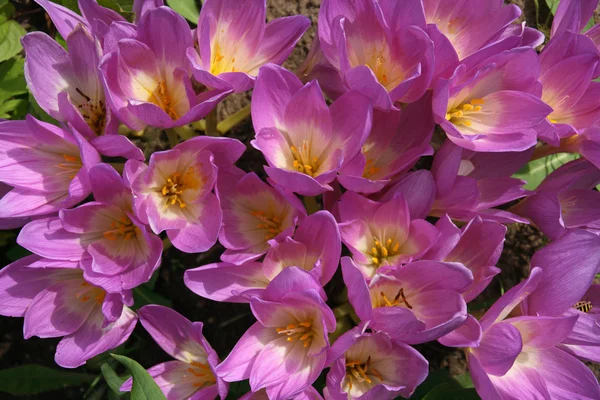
535 31 600 145
337 191 438 279
17 164 162 293
424 215 506 302
121 305 228 400
433 48 552 152
128 136 244 253
22 27 143 160
523 230 600 364
0 116 100 219
0 255 137 368
513 158 600 240
184 211 341 302
215 267 336 399
550 0 599 38
99 6 231 130
217 167 306 265
342 257 472 344
324 326 428 399
251 64 372 196
318 0 434 110
337 95 434 194
187 0 310 93
466 267 600 400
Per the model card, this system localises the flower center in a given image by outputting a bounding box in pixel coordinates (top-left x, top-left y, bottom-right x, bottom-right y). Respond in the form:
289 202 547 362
103 215 140 241
250 210 283 240
345 356 383 391
75 281 105 304
210 42 237 75
56 154 82 181
362 158 380 178
75 88 106 136
574 301 593 313
379 288 412 309
150 81 179 120
160 169 200 209
370 236 401 266
181 361 216 389
445 98 485 128
276 321 314 348
290 141 320 177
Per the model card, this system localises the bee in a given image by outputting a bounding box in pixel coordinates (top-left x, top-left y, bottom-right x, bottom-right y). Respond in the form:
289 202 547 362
574 301 593 313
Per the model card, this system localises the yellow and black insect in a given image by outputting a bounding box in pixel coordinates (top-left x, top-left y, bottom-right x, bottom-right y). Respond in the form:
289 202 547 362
574 301 593 313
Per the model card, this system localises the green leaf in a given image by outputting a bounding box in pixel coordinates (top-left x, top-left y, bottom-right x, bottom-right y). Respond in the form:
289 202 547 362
422 384 480 400
512 152 580 190
101 363 130 397
55 0 80 12
0 0 15 25
111 355 166 400
0 364 95 395
0 58 26 103
132 284 172 309
167 0 200 23
454 373 474 388
0 20 26 63
410 369 461 399
98 0 135 19
545 0 560 14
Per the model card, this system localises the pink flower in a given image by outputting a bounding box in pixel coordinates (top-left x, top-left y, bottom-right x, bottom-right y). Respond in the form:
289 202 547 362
215 268 335 399
0 116 100 219
184 211 341 303
324 326 428 399
99 6 231 130
121 305 228 400
0 255 137 368
128 136 245 253
17 164 162 293
251 64 372 196
187 0 310 93
337 191 438 279
217 167 306 265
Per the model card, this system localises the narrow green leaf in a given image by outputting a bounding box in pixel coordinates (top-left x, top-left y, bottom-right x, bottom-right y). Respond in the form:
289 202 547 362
132 284 172 309
0 21 27 63
0 57 27 103
101 363 130 397
167 0 200 23
545 0 560 14
55 0 79 12
0 364 95 395
0 98 26 118
111 355 166 400
454 373 474 388
512 153 580 190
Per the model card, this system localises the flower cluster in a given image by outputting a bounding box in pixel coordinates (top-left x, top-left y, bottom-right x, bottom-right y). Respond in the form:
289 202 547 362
1 0 600 399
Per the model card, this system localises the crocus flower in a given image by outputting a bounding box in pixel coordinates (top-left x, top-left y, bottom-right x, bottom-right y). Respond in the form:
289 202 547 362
424 215 506 302
217 167 306 265
128 136 245 253
100 6 231 130
523 230 600 364
215 267 336 400
35 0 162 44
184 211 341 302
423 0 522 64
251 64 372 196
0 255 137 368
513 158 600 240
342 257 472 344
466 266 600 400
0 115 100 219
22 27 143 160
337 191 438 279
337 95 434 194
324 325 428 400
433 48 552 152
121 305 228 400
317 0 434 110
535 31 600 145
17 163 162 293
240 386 323 400
550 0 599 38
187 0 311 93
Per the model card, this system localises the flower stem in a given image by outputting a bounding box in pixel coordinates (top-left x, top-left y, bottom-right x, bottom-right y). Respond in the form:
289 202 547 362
217 104 251 134
303 196 321 214
205 107 219 137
